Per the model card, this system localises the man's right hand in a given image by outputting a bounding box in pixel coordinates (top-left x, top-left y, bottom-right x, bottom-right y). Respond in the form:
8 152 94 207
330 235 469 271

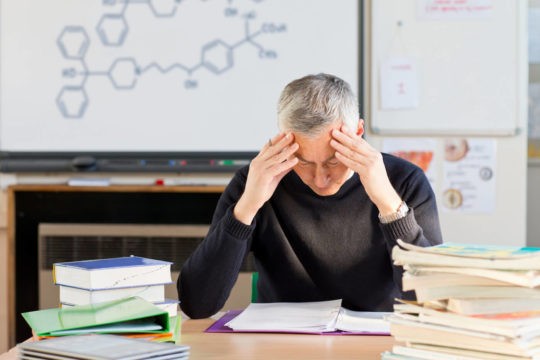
233 132 299 225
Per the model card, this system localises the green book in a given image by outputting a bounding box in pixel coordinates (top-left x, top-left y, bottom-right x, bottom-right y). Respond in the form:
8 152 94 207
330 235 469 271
21 296 170 337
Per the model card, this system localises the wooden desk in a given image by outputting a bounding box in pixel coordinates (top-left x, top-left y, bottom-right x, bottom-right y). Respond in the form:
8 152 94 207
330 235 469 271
0 318 395 360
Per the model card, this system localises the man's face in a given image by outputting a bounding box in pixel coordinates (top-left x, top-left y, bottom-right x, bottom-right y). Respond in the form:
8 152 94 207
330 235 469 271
292 123 353 196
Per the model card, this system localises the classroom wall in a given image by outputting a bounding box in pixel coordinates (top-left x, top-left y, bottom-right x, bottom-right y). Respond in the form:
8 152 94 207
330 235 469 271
0 0 533 352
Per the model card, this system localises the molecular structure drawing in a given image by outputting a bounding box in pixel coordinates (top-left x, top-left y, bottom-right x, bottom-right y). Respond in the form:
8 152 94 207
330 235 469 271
56 0 287 119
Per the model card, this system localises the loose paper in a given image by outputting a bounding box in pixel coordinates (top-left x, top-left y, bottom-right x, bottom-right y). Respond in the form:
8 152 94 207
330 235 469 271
380 57 419 110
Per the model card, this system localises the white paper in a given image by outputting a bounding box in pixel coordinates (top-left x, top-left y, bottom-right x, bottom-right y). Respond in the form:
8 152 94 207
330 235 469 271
529 83 540 140
529 8 540 64
380 57 419 110
417 0 493 20
225 299 390 334
382 138 436 187
335 309 390 333
225 300 342 333
442 138 496 214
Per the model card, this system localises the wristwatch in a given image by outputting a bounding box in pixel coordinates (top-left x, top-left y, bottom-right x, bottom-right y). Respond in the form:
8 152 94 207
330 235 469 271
378 201 409 224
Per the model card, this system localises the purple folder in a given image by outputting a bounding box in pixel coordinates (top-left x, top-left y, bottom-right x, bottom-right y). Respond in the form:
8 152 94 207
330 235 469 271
205 309 390 335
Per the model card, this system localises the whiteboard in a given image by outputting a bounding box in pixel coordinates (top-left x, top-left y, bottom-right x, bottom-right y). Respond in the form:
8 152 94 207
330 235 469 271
0 0 359 153
369 0 521 135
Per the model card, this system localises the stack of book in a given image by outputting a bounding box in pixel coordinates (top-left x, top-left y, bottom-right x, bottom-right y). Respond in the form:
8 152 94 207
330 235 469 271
382 239 540 360
54 256 178 318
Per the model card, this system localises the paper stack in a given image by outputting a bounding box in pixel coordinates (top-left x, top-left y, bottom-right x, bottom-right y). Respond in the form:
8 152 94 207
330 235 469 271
54 256 179 318
382 240 540 360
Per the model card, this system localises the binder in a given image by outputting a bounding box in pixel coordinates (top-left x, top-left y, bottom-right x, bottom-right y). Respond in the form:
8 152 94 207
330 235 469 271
21 297 170 337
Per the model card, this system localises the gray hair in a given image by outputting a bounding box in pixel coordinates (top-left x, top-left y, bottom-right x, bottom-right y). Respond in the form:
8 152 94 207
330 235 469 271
277 73 359 136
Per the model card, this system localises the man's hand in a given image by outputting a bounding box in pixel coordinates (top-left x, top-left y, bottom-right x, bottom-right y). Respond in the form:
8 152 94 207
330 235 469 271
330 124 402 216
234 133 299 225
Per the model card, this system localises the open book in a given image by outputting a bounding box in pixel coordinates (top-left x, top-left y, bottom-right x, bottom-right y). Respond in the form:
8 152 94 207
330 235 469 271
208 299 390 335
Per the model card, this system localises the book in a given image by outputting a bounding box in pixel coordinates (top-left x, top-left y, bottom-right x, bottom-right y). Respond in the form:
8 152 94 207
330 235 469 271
412 285 540 303
447 297 540 315
393 240 540 270
18 333 189 360
403 272 514 291
21 297 170 337
61 299 179 318
53 256 172 290
404 265 540 288
389 344 536 360
388 316 540 358
393 301 540 338
153 299 179 318
220 299 391 334
59 284 166 305
389 241 540 360
397 240 540 259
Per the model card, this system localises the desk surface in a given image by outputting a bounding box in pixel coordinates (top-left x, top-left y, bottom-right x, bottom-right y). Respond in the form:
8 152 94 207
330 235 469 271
0 318 395 360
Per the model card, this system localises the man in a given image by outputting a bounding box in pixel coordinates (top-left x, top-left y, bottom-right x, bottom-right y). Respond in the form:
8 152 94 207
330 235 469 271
178 73 442 319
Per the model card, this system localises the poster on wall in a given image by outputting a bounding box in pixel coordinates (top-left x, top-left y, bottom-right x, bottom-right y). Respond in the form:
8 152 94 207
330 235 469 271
442 138 496 214
382 138 436 187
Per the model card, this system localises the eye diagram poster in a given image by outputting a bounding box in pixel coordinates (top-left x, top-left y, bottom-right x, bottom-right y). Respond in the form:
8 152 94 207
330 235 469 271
442 138 496 214
0 0 359 152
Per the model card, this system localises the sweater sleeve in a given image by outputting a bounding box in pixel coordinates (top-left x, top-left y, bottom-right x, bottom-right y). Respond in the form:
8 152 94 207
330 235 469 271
178 169 255 318
379 163 443 299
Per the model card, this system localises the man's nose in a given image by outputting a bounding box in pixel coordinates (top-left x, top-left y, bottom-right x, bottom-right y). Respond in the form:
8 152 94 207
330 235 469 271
314 166 330 188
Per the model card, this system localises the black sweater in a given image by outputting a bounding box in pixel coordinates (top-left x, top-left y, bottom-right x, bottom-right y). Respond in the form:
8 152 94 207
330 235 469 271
178 153 442 318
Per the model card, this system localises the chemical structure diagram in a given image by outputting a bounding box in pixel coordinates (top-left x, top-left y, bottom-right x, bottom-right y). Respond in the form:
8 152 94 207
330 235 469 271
56 0 287 118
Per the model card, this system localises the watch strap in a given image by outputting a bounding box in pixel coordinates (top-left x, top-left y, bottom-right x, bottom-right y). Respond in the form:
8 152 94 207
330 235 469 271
378 201 409 224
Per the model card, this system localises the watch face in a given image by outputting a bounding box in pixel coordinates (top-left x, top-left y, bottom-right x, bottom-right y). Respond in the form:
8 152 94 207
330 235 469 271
398 202 409 216
379 202 408 223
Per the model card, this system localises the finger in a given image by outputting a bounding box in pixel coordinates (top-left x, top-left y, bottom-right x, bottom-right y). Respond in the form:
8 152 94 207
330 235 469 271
332 129 369 155
268 155 299 177
330 139 359 161
263 133 295 160
334 151 358 169
263 133 286 151
266 142 299 169
331 128 357 148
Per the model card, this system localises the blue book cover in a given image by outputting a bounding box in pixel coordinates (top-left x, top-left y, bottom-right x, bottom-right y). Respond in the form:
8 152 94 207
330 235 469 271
53 256 173 290
55 256 172 270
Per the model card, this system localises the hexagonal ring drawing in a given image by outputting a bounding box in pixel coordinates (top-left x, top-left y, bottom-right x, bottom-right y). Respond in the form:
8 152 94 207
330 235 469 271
57 26 90 60
148 0 179 17
108 58 139 89
202 40 234 75
56 86 89 118
96 14 129 46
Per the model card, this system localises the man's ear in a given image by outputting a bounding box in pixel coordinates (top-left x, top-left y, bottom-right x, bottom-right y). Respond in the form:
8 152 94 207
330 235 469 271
356 119 365 136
